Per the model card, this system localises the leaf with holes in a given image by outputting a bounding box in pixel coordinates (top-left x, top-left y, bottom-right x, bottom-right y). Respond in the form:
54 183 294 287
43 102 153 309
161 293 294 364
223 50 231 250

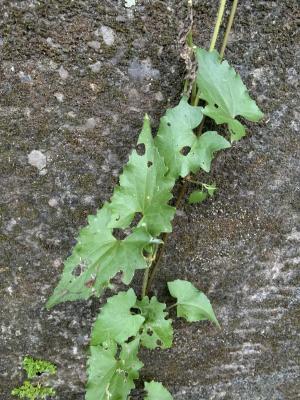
196 48 264 142
108 115 175 236
86 338 143 400
136 296 173 349
46 204 152 308
187 131 230 173
155 98 230 177
168 280 220 327
154 97 202 178
91 289 144 345
144 381 173 400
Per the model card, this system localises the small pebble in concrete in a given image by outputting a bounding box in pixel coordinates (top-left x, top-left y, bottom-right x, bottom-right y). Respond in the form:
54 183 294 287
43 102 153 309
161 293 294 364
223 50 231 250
28 150 47 170
58 65 69 80
88 41 101 50
100 26 115 46
54 92 64 102
48 198 59 208
155 91 164 102
18 71 33 84
89 61 102 73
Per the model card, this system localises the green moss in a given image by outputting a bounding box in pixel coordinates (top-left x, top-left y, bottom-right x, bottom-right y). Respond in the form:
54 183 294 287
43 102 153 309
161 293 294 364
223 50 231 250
23 356 56 379
11 381 55 400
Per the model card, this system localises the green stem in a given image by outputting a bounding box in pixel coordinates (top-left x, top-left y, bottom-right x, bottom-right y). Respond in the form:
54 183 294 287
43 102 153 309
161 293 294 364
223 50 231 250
220 0 239 59
193 0 227 106
167 303 178 311
209 0 227 52
142 267 149 298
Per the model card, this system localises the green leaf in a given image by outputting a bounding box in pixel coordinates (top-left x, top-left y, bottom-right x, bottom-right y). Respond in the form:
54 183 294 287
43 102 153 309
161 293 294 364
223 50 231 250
108 115 175 236
86 338 143 400
155 98 230 177
202 183 217 197
136 296 173 349
154 97 202 178
22 357 56 379
46 204 151 308
167 280 220 327
144 381 173 400
196 48 264 142
188 190 207 204
91 289 145 345
187 131 231 173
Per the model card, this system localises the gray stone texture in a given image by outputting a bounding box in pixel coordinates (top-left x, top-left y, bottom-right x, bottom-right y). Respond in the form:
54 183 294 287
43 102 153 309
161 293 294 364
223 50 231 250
0 0 299 399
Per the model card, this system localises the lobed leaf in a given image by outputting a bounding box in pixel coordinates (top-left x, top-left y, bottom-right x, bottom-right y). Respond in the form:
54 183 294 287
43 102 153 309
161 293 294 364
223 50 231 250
91 289 145 345
155 97 230 178
144 381 173 400
109 116 175 236
46 204 151 308
86 338 143 400
137 296 173 349
196 48 264 142
167 280 220 327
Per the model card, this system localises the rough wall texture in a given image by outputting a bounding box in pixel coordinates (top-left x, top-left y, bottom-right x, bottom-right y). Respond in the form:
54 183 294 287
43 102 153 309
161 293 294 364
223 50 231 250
0 0 299 399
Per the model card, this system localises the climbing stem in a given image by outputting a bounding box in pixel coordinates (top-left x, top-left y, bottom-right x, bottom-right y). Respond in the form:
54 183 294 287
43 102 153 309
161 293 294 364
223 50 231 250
142 267 149 298
209 0 227 52
145 0 239 294
220 0 239 58
193 0 227 106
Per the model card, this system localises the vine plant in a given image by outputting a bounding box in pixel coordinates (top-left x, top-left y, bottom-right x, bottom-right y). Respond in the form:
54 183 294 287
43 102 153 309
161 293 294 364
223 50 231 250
46 1 263 399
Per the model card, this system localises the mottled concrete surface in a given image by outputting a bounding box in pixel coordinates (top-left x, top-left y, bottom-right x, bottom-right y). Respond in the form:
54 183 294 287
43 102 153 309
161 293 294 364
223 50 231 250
0 0 299 399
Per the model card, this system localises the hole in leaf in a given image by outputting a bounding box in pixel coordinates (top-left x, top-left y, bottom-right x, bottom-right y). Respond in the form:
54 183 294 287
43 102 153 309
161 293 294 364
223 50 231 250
147 161 153 168
136 143 145 156
167 122 171 127
129 212 143 228
157 339 162 346
112 228 128 240
147 328 153 336
115 344 122 360
130 307 141 315
125 336 136 343
84 278 96 288
139 328 143 334
180 146 191 156
214 104 219 108
72 262 86 277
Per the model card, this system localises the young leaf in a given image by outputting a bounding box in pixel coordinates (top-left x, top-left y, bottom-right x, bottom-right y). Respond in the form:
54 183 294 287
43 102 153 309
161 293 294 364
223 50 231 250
136 296 173 349
155 98 230 177
167 280 220 327
86 338 143 400
154 97 203 178
144 381 173 400
196 48 264 142
188 190 207 204
46 204 151 308
202 183 217 197
91 289 145 345
187 131 230 173
108 115 175 236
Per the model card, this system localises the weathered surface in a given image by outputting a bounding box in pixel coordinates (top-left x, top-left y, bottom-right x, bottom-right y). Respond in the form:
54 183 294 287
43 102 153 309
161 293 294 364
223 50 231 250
0 0 299 399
